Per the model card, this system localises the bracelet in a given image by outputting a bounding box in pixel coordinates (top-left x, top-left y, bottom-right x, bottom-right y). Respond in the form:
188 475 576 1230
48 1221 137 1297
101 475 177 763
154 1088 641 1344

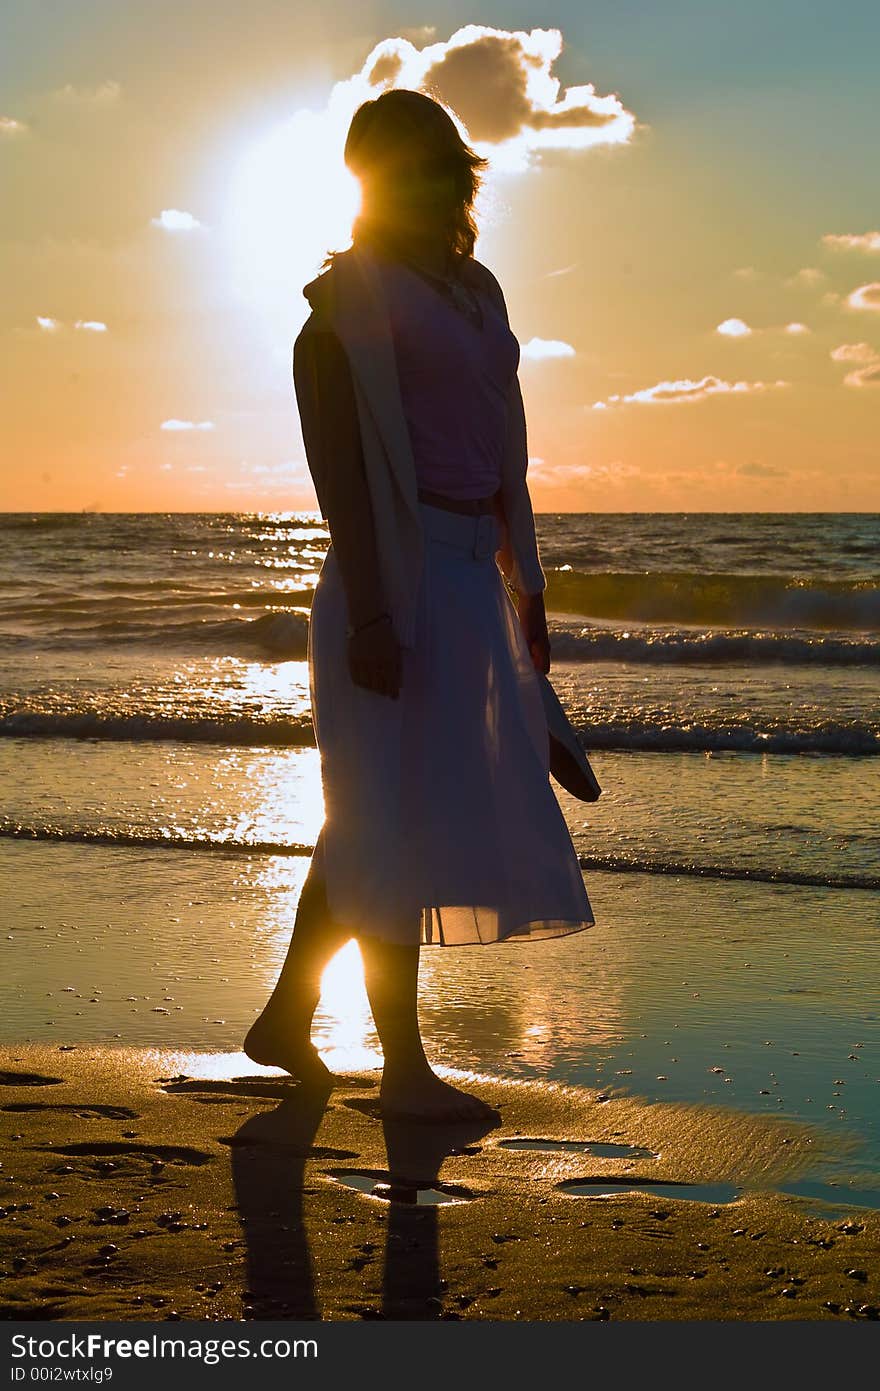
346 610 391 639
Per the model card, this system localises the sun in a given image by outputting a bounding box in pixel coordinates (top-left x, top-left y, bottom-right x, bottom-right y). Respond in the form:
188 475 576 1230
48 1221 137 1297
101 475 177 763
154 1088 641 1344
225 106 361 327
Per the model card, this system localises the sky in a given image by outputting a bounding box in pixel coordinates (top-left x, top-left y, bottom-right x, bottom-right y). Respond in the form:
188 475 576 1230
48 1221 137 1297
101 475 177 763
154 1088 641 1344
1 0 878 512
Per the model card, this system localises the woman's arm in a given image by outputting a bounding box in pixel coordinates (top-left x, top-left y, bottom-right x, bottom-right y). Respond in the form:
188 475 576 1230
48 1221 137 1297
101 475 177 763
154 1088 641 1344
295 328 386 630
294 328 402 698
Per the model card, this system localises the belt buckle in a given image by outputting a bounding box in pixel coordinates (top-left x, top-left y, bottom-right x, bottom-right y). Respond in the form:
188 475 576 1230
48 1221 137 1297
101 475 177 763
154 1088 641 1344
473 512 494 560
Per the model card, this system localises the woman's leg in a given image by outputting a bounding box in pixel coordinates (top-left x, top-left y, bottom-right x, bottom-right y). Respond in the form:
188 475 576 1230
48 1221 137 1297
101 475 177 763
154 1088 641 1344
244 836 350 1085
358 933 499 1123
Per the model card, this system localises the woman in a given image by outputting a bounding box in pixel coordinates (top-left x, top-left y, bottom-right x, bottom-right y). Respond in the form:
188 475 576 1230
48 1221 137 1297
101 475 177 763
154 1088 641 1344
245 89 594 1122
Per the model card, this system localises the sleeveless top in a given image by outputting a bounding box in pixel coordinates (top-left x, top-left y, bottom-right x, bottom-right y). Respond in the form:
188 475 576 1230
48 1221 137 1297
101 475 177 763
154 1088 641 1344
372 251 521 500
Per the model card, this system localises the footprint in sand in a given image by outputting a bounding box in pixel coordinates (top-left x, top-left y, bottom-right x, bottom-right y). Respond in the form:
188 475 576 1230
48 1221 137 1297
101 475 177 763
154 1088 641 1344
499 1138 740 1205
555 1177 741 1204
0 1071 64 1087
327 1168 474 1206
217 1135 358 1159
498 1137 659 1160
38 1142 214 1177
2 1103 138 1120
159 1077 304 1102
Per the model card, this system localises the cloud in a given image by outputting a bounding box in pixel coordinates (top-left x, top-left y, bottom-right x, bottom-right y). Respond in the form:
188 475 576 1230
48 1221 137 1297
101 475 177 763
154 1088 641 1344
543 264 578 279
842 361 880 388
733 266 762 281
223 459 310 493
358 25 637 171
527 455 639 487
843 361 880 388
784 321 810 334
735 460 787 478
0 115 28 136
593 376 789 408
830 340 880 388
34 316 108 333
520 336 576 360
846 282 880 311
51 80 121 105
228 25 636 312
785 267 826 288
821 230 880 254
160 419 215 431
716 318 752 337
830 342 877 363
151 209 202 232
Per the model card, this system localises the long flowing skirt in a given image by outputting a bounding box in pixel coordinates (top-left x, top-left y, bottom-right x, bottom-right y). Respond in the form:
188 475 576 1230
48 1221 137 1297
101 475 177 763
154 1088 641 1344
307 500 594 946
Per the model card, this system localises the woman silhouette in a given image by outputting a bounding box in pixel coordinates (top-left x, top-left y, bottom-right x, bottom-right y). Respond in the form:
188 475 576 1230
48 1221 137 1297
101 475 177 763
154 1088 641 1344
245 89 593 1121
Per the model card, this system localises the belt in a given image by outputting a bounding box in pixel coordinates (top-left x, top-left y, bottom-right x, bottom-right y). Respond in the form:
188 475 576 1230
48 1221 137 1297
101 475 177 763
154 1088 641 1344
417 498 499 561
416 486 500 516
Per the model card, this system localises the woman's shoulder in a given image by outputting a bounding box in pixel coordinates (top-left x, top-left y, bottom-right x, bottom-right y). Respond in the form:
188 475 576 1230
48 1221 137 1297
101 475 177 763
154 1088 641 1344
460 257 507 315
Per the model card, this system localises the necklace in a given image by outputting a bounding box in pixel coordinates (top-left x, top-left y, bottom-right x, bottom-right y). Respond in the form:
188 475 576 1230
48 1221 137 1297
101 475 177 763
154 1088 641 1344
399 255 484 331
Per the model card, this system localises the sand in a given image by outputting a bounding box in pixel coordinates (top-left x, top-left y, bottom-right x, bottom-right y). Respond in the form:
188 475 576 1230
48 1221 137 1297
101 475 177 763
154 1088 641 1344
1 1046 877 1322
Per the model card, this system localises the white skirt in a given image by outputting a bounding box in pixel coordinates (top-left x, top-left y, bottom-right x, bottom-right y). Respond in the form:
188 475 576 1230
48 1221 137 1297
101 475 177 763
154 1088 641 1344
307 500 594 946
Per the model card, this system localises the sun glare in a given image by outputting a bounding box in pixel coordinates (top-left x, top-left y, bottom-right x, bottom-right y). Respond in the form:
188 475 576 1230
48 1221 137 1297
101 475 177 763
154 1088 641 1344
226 108 360 328
314 939 382 1071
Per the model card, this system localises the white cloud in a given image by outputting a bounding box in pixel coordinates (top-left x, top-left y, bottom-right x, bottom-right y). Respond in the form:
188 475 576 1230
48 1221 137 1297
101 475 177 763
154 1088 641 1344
716 318 752 337
830 340 880 388
846 282 880 312
593 375 788 408
786 267 826 287
784 321 810 334
151 209 202 232
527 455 638 487
830 342 877 364
160 419 215 431
543 263 578 279
843 361 880 388
733 266 762 280
0 115 28 136
34 316 107 333
520 336 576 360
821 230 880 254
52 80 121 105
228 26 637 316
358 25 638 171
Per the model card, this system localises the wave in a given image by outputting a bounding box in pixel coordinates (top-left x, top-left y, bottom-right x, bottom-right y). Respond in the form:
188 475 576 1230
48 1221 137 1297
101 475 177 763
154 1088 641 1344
0 611 311 658
1 708 876 754
2 822 876 890
549 627 880 666
546 570 880 632
3 609 878 666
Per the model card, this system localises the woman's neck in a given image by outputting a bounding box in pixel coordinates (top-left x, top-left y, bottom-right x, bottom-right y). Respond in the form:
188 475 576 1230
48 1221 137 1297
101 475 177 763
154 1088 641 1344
384 230 452 277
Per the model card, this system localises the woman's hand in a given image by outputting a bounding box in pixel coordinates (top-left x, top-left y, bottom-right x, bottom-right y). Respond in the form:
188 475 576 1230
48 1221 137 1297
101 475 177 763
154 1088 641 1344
347 615 403 699
517 591 551 674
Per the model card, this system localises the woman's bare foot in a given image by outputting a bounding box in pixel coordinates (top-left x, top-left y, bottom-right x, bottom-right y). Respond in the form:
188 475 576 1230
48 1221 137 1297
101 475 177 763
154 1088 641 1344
243 1015 334 1090
380 1067 500 1124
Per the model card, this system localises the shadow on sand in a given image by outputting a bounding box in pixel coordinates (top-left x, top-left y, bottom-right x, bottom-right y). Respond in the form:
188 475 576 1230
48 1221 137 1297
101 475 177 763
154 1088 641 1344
229 1086 497 1319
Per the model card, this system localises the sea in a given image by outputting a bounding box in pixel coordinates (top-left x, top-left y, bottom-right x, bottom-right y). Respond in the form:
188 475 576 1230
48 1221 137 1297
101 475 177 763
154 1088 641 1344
1 511 878 1211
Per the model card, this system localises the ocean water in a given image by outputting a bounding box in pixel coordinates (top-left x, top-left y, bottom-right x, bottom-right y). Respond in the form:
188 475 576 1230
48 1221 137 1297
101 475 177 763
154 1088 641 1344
1 512 878 1203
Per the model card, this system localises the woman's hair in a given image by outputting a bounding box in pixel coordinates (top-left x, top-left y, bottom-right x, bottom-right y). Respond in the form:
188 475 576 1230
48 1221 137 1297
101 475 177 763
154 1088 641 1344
321 88 488 272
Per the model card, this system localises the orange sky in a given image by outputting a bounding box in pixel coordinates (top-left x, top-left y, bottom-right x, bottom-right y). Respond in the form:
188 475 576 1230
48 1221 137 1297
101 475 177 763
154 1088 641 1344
1 8 878 512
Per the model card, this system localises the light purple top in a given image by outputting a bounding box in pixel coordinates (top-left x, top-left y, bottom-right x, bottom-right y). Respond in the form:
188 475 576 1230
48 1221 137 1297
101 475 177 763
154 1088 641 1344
373 253 521 500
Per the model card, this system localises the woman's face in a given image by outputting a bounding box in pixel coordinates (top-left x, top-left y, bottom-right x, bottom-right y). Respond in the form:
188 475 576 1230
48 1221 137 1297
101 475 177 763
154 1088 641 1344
369 147 457 234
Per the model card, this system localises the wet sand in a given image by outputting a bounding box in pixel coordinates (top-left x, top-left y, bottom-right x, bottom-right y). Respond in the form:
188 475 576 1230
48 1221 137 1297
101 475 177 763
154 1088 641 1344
1 1047 877 1322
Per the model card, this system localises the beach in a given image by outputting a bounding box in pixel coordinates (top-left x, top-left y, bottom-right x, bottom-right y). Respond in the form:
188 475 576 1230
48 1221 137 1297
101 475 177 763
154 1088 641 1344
1 510 878 1320
2 1046 878 1322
